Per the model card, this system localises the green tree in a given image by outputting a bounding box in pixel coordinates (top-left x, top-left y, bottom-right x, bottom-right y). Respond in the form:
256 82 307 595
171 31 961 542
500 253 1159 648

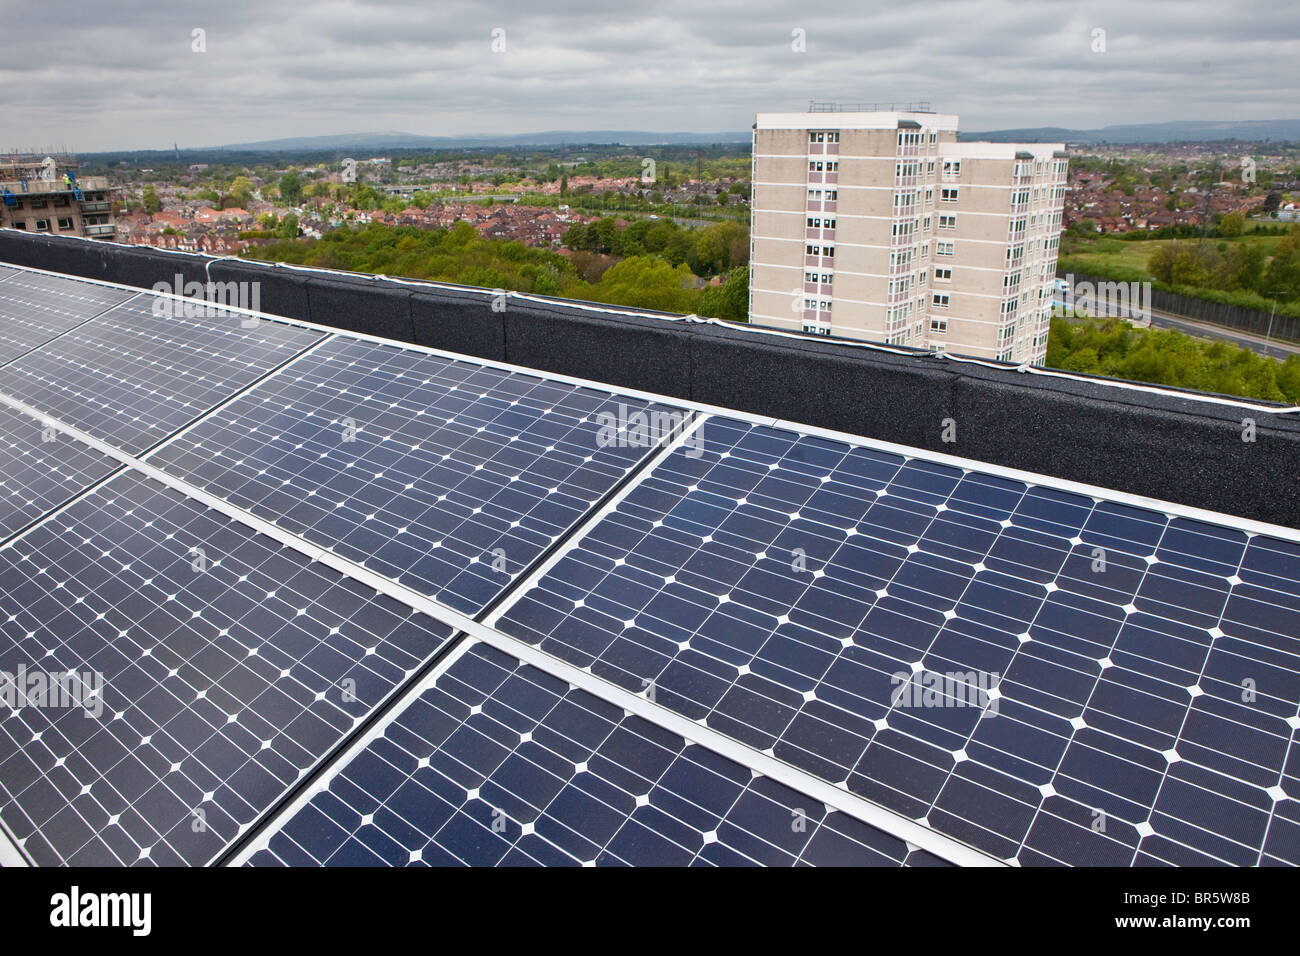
585 256 694 312
142 186 161 214
696 266 749 321
1264 225 1300 299
278 170 303 206
1218 211 1245 237
229 176 255 208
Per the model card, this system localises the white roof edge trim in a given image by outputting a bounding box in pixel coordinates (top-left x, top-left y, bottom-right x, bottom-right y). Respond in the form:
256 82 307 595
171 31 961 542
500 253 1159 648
3 260 1297 543
6 254 1294 418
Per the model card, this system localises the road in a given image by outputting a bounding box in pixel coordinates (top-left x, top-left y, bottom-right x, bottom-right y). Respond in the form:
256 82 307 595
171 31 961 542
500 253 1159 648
1056 293 1300 361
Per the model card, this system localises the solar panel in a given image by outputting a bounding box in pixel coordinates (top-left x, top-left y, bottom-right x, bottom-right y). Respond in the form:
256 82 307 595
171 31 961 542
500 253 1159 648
245 641 947 867
491 416 1300 866
0 271 139 366
0 402 120 541
0 297 322 455
0 262 1294 869
0 469 455 866
149 336 692 615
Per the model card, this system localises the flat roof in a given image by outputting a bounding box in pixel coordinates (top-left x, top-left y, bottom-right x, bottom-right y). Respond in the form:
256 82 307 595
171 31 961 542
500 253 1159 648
755 111 960 131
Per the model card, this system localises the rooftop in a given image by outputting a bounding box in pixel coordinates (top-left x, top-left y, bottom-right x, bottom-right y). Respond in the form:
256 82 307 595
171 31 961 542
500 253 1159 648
0 229 1297 869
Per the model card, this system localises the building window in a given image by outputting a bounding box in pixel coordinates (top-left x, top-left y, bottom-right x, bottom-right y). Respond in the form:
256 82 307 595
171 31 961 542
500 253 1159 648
942 159 961 177
34 219 50 230
940 188 958 203
932 293 950 309
938 214 957 229
57 217 73 230
31 198 47 209
934 267 952 281
936 241 954 256
930 317 948 334
803 324 830 336
53 195 70 207
826 189 837 200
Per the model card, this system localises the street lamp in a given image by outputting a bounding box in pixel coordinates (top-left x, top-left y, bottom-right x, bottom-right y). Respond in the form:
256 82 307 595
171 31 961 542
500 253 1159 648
1266 291 1284 354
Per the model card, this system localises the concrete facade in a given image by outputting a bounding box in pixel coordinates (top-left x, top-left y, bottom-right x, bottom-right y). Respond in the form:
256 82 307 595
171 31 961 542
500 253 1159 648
750 109 1065 364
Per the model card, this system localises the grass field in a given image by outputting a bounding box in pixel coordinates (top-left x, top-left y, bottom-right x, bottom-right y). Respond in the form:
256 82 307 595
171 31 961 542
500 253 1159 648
1060 231 1283 281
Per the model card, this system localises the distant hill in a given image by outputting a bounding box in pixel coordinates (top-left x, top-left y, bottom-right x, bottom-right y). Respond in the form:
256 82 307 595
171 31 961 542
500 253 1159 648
961 119 1300 144
215 130 752 151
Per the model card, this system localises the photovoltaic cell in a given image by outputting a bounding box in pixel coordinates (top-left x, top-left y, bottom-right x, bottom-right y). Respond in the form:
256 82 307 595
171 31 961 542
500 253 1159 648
0 297 322 455
150 336 690 615
0 470 455 866
0 402 120 540
494 416 1300 866
248 641 948 867
0 271 138 366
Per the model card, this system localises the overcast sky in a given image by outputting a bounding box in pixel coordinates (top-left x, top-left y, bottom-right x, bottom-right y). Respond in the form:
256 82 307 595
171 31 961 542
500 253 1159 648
5 0 1297 151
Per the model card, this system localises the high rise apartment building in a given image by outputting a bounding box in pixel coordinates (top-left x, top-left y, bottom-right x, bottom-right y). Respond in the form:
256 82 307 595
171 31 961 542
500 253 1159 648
0 154 115 239
749 105 1066 364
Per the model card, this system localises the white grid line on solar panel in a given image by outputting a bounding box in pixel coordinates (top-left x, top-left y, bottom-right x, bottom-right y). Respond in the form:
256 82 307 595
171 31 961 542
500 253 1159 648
0 297 324 455
145 334 692 615
0 469 454 866
0 271 140 365
8 261 1298 547
0 402 122 541
248 640 938 867
488 418 1300 868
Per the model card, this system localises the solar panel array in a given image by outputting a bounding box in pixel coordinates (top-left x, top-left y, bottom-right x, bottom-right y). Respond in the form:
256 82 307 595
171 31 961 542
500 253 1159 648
0 471 454 865
0 402 120 541
0 262 1296 868
0 271 138 366
148 335 687 614
492 417 1300 866
247 641 946 867
0 297 322 455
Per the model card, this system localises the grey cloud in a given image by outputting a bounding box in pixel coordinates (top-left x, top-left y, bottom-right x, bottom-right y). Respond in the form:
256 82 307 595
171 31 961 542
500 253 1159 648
4 0 1296 151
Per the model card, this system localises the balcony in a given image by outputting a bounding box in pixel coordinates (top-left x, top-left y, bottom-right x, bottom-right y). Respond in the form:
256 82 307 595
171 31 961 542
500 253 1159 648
80 201 111 214
84 223 116 236
0 175 109 196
